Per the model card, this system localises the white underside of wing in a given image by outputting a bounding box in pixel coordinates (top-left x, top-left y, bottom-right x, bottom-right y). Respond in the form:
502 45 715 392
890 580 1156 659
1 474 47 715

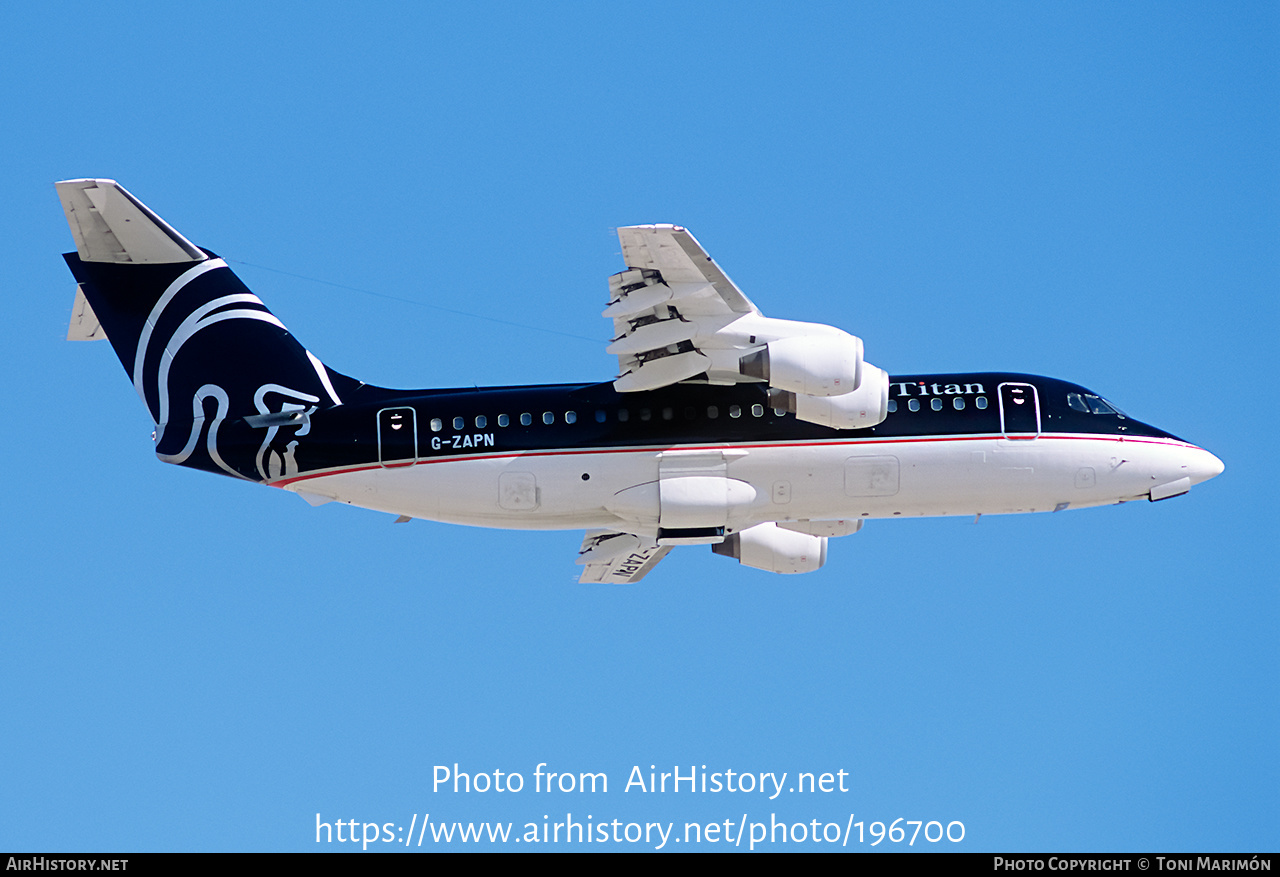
576 530 672 584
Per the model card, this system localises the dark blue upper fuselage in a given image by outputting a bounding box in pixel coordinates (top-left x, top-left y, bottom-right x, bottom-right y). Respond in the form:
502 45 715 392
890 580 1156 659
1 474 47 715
247 372 1184 482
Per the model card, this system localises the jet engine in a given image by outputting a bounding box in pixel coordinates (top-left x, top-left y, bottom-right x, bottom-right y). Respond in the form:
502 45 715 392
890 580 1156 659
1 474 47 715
739 333 864 397
711 522 827 574
769 365 890 429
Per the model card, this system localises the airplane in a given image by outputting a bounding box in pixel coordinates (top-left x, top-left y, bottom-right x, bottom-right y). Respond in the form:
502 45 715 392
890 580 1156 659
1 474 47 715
56 179 1224 583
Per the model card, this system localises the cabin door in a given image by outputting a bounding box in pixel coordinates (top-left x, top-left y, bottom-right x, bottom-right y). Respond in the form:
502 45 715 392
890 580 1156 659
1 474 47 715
377 407 418 466
998 383 1040 440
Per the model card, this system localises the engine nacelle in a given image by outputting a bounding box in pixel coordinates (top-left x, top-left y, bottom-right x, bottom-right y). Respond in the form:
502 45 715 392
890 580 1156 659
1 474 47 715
740 332 864 397
711 522 827 574
771 365 889 429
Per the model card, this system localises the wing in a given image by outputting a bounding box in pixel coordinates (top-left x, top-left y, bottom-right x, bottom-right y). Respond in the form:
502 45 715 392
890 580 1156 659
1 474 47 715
615 225 758 316
606 225 764 393
605 224 868 396
604 224 891 427
576 530 673 584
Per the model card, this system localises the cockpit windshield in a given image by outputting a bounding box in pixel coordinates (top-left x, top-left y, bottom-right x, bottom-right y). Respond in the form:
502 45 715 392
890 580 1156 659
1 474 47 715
1067 392 1127 418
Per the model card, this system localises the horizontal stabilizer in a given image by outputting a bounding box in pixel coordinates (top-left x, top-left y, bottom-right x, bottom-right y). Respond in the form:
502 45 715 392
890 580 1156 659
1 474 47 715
56 179 205 264
67 285 107 341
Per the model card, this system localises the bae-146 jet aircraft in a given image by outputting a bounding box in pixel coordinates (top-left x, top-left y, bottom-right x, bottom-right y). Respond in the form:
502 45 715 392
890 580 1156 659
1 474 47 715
57 179 1223 583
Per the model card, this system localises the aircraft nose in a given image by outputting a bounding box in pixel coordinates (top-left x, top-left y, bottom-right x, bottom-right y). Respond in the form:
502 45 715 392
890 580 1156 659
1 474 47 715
1184 446 1225 485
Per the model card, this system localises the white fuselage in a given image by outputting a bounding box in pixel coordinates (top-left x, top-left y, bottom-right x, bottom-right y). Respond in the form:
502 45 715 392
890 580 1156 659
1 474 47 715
276 431 1222 535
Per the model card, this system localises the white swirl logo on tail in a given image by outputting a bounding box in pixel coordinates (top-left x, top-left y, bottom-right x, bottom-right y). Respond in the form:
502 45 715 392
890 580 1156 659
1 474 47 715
157 384 240 478
137 260 341 481
253 384 321 481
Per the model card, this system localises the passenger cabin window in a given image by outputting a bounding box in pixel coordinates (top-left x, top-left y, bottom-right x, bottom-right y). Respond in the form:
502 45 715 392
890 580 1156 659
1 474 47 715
930 398 943 411
887 400 897 413
729 405 742 418
751 404 764 417
618 409 630 422
520 413 532 426
453 416 465 430
430 417 443 432
542 412 554 425
953 398 965 410
595 410 606 423
565 411 577 424
475 415 487 429
975 397 988 410
908 399 920 412
498 414 509 427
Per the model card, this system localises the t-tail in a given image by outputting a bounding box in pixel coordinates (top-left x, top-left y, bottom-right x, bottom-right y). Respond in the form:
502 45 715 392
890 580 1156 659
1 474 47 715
57 179 357 483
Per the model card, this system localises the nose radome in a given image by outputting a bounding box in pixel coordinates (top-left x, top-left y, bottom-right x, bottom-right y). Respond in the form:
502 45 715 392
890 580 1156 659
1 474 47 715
1186 446 1225 485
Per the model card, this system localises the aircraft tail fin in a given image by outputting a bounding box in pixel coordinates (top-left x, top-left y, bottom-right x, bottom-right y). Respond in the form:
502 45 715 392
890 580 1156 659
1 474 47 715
57 179 357 481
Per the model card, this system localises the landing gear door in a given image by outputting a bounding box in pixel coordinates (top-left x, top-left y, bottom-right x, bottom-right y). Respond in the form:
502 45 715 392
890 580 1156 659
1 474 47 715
377 407 418 466
998 383 1040 440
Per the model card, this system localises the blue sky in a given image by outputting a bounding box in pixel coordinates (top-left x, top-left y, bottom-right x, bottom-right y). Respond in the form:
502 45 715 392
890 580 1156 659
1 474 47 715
3 2 1275 852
